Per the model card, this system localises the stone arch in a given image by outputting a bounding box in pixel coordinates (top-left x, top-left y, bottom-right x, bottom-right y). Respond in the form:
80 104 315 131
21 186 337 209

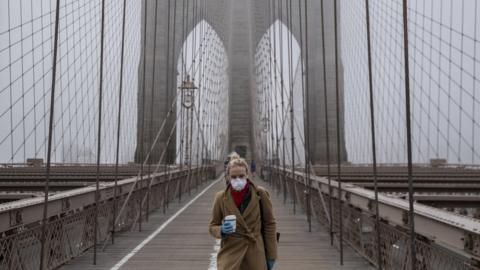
175 20 229 165
135 0 347 164
135 0 229 163
252 0 348 163
253 20 306 165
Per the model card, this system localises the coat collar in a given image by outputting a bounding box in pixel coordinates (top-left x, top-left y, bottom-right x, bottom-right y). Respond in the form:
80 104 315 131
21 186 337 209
223 179 261 232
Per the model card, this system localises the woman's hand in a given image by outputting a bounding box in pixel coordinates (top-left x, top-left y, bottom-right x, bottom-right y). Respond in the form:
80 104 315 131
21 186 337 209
267 259 275 270
221 221 234 235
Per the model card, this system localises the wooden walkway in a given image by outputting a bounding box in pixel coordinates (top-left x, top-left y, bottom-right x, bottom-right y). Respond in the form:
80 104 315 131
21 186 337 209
61 177 373 270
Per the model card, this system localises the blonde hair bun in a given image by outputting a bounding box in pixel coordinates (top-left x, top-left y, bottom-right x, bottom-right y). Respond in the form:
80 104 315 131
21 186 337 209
226 154 249 175
228 152 240 160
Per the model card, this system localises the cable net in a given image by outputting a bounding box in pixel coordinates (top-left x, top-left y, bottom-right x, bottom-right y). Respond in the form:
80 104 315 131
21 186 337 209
0 0 140 165
341 0 480 165
176 20 229 165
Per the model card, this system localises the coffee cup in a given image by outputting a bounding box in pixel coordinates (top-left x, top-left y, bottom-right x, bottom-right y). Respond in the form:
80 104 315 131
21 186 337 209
224 215 236 232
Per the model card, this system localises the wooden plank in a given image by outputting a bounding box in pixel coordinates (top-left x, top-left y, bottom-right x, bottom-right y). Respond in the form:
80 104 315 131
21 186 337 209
60 178 373 270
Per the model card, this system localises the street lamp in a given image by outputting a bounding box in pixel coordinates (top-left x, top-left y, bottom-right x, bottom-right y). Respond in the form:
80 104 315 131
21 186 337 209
261 116 270 133
179 75 198 109
178 75 198 166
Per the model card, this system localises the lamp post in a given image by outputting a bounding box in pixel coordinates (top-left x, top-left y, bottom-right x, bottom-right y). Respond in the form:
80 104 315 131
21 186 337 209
261 116 271 182
178 75 198 166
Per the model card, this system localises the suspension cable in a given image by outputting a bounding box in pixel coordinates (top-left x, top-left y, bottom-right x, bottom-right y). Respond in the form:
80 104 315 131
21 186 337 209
102 92 182 246
39 0 62 268
137 0 149 232
93 0 107 264
365 0 382 268
297 0 312 232
112 0 129 245
164 0 172 167
333 0 344 264
402 0 417 268
319 0 334 246
145 0 161 223
279 0 288 205
287 0 296 215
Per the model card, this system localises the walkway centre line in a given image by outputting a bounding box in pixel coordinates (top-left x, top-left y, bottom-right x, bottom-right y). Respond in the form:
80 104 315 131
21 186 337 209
208 239 221 270
110 176 223 270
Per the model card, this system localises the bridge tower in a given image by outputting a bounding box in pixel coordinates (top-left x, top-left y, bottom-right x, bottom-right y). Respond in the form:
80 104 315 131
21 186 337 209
135 0 347 164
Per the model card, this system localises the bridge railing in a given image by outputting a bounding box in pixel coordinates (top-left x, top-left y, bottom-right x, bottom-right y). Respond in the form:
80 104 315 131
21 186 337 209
264 166 480 270
0 165 216 270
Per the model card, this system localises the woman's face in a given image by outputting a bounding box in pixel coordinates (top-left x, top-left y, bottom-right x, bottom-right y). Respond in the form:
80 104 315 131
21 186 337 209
229 165 247 180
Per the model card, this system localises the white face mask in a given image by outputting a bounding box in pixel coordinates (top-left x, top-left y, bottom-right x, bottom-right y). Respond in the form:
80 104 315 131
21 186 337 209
230 178 247 191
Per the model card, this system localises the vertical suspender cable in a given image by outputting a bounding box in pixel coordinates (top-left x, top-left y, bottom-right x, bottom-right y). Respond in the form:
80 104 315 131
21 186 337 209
186 0 194 195
195 0 202 185
178 0 188 202
198 0 207 182
167 0 178 177
112 0 128 245
287 0 296 216
272 0 278 184
264 65 280 184
40 0 48 161
274 1 280 188
304 0 314 234
298 0 311 232
319 0 334 246
260 1 266 176
365 0 382 268
163 0 172 213
204 0 208 169
264 0 268 175
262 23 275 180
192 0 198 186
30 0 37 160
270 62 277 186
333 0 344 265
199 0 205 172
93 0 107 264
203 0 208 176
179 0 186 171
211 39 216 164
192 0 203 190
446 1 452 161
20 0 26 162
256 38 268 180
279 0 287 205
402 0 416 269
146 0 160 223
138 0 149 232
274 0 279 189
255 39 273 171
264 4 269 179
473 1 478 164
179 0 187 198
434 1 443 160
267 0 274 184
269 1 274 185
39 0 62 268
458 0 465 163
8 0 13 164
187 0 197 195
261 0 268 177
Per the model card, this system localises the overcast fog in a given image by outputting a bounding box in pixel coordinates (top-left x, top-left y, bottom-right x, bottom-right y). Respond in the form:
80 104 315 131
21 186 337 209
0 0 479 165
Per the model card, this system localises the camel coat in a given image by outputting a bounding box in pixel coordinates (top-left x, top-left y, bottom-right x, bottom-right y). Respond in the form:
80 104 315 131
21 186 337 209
209 182 277 270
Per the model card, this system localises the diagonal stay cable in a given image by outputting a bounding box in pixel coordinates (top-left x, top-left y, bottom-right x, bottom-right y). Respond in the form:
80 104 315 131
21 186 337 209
290 107 331 224
105 91 181 238
131 86 218 228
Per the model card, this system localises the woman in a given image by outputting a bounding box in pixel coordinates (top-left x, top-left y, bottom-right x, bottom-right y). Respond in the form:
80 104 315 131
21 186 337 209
209 157 277 270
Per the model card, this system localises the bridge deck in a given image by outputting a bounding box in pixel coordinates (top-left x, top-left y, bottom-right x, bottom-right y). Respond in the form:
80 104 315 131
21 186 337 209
61 177 373 270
